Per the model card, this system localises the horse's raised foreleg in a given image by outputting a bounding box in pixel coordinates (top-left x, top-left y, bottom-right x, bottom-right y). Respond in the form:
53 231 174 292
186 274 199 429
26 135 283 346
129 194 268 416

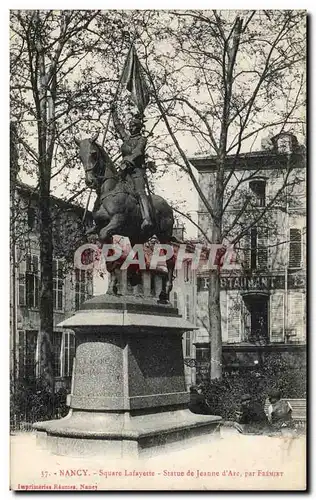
99 214 125 244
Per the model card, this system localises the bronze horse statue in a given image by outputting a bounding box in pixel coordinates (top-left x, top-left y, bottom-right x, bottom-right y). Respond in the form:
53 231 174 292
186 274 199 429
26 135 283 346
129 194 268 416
75 133 176 302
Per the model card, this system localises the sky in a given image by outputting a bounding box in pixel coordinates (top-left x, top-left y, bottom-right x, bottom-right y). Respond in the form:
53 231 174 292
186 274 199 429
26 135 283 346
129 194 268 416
2 1 313 498
13 8 305 241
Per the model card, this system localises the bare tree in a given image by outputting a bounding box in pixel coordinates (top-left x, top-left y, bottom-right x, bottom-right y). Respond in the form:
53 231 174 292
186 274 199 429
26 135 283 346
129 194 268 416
10 9 131 396
137 10 306 379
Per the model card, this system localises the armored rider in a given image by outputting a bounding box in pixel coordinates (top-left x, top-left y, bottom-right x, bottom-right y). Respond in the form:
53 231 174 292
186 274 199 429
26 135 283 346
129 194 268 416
111 104 153 232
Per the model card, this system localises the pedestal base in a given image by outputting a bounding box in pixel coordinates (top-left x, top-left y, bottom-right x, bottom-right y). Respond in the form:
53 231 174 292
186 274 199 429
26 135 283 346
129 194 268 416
34 409 221 458
34 286 221 459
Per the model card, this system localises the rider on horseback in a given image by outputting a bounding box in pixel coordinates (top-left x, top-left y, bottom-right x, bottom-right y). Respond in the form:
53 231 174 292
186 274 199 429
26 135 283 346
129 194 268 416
111 104 153 232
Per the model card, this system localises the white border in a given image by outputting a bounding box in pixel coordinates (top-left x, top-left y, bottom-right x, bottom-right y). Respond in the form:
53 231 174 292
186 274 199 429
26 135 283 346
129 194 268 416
1 4 312 498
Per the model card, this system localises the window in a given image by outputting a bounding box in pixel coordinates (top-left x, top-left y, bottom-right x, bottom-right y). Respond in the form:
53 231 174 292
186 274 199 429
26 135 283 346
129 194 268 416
26 255 39 308
249 227 268 270
173 291 178 309
52 332 62 377
185 331 191 357
289 229 302 268
75 268 93 310
243 296 269 344
203 277 209 289
276 134 292 153
249 180 266 207
53 259 64 311
18 330 38 380
63 332 76 377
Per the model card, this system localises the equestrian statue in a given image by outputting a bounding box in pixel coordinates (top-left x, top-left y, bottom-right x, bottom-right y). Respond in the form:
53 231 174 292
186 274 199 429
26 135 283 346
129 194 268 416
74 106 176 302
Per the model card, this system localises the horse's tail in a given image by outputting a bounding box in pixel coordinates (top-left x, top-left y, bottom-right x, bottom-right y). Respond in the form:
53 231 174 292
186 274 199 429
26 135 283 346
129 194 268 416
145 177 157 227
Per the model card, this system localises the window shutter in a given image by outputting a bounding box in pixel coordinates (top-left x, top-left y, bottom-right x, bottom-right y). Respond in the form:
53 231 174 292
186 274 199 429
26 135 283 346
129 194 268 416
18 259 26 306
53 259 64 311
241 300 251 342
52 331 62 377
257 226 268 269
250 228 257 269
33 255 39 273
34 255 39 307
287 292 305 341
227 292 241 343
242 234 251 270
26 254 32 272
289 229 302 269
270 292 284 342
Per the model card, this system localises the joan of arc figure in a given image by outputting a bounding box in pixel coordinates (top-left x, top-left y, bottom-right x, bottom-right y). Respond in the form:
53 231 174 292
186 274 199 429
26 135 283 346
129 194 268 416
111 105 153 232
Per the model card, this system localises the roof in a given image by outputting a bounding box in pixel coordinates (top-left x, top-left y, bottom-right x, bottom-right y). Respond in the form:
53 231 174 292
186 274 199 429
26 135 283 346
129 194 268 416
189 148 305 172
15 181 92 216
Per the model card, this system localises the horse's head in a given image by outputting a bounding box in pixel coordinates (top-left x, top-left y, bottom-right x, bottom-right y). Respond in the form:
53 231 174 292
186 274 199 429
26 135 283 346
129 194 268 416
74 132 105 189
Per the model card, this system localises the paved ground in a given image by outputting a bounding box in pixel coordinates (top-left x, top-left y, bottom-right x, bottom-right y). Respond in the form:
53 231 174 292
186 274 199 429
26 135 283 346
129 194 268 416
10 429 306 491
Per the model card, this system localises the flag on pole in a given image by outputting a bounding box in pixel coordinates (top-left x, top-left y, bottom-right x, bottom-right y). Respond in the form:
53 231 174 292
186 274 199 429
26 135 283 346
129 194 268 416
121 45 150 115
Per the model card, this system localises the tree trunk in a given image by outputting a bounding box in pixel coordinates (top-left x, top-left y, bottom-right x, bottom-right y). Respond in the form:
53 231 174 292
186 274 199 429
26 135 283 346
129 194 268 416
37 34 54 398
38 181 54 395
208 220 222 380
208 156 224 380
10 122 19 394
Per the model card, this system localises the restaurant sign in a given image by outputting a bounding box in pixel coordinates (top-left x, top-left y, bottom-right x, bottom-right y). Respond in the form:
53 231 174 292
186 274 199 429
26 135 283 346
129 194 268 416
197 273 305 292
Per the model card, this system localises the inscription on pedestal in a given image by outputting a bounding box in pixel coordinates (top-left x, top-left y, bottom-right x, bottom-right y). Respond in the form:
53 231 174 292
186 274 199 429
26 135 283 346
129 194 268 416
76 357 108 375
73 340 124 398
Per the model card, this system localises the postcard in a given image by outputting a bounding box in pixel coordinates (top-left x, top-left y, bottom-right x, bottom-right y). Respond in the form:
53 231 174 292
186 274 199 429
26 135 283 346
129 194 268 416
9 8 306 491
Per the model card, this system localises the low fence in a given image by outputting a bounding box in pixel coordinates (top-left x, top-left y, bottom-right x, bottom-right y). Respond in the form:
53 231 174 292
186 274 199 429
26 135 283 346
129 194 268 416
10 389 69 433
264 398 307 429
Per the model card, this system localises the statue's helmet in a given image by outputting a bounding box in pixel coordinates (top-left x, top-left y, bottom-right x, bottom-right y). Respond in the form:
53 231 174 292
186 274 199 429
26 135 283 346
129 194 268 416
129 113 143 130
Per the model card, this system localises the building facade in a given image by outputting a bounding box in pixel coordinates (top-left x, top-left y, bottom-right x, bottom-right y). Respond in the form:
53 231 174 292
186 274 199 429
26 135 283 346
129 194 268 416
10 183 96 392
190 133 306 379
170 229 197 388
10 190 197 392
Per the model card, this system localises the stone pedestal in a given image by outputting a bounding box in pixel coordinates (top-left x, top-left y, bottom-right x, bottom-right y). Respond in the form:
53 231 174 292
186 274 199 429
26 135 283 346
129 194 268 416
34 271 221 458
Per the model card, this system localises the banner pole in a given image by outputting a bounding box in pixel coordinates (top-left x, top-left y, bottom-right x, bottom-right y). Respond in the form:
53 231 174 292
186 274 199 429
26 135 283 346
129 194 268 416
83 34 138 226
101 37 136 149
82 187 92 224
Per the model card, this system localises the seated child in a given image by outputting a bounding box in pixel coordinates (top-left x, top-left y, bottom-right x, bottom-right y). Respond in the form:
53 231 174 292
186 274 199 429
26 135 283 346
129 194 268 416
234 394 268 434
267 389 294 429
